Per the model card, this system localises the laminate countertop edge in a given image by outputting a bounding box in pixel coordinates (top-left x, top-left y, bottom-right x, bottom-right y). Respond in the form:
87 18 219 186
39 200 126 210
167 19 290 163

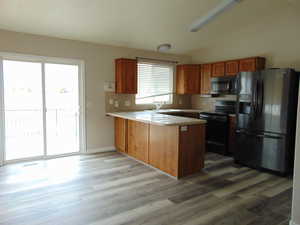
106 111 207 126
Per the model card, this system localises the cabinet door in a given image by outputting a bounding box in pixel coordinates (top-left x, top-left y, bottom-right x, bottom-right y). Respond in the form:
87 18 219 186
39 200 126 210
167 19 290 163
115 58 137 94
239 58 256 72
225 60 239 76
179 125 205 177
185 65 200 94
176 65 200 94
201 64 212 94
115 118 127 153
212 62 225 77
127 120 149 163
124 59 137 93
149 125 179 177
176 65 185 94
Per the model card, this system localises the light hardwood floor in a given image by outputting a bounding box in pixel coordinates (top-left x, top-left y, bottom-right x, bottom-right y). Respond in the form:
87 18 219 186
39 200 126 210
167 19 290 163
0 152 293 225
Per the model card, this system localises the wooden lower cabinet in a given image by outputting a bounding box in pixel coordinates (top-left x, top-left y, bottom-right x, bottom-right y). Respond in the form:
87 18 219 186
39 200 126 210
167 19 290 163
127 120 149 163
179 125 205 177
149 124 205 178
149 125 179 177
114 118 206 178
115 118 127 153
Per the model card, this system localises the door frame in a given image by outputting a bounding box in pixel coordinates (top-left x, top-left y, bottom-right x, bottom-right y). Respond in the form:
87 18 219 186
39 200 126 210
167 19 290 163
0 58 5 166
0 52 86 165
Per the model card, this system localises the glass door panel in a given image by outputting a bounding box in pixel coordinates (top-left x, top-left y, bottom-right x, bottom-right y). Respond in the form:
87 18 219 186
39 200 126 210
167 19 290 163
3 60 44 160
45 63 80 155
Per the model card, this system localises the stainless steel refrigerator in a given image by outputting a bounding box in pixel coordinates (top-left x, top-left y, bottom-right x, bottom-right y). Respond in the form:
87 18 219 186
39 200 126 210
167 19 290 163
235 68 299 174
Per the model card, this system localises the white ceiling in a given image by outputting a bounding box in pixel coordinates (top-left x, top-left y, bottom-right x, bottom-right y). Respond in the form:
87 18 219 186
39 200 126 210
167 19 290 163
0 0 299 54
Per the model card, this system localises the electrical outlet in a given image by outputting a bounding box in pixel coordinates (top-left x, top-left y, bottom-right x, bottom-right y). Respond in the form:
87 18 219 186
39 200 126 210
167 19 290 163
109 99 114 105
180 126 188 132
114 101 119 108
125 100 131 107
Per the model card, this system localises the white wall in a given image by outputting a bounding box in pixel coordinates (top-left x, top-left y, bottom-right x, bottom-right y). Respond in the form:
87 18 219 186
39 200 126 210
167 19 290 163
0 29 191 152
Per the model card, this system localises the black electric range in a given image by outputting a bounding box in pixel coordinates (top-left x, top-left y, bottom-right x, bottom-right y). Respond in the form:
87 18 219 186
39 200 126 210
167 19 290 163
199 101 236 156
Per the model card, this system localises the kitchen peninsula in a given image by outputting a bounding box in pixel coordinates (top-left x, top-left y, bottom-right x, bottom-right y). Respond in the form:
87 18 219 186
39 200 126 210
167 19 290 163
107 111 206 178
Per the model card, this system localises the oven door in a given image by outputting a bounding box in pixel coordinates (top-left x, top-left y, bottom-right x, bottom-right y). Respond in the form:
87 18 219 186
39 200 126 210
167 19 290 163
200 114 228 155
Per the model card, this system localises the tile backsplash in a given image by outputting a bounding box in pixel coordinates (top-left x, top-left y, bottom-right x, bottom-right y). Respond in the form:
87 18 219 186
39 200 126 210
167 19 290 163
105 92 192 112
105 92 237 113
191 95 237 111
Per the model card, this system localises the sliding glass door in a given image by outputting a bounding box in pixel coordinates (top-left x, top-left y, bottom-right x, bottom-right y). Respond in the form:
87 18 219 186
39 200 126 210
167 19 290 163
3 60 44 160
0 55 85 164
45 63 80 155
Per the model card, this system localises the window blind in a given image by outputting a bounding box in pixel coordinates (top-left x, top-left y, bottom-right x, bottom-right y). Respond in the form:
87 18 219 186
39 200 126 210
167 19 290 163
136 60 174 104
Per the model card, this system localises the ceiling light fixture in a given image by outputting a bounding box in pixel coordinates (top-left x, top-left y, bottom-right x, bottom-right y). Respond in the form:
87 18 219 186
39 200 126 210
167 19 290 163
189 0 243 32
157 43 172 52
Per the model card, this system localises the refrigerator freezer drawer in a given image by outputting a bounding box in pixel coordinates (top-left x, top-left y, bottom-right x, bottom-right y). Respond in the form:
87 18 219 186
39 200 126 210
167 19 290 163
260 135 286 173
235 131 290 173
235 131 261 169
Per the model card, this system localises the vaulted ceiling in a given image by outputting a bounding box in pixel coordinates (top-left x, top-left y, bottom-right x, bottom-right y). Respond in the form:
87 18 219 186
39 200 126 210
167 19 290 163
0 0 299 54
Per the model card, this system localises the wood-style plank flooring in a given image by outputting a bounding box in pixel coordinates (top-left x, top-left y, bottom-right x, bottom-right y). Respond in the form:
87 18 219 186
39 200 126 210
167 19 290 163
0 152 293 225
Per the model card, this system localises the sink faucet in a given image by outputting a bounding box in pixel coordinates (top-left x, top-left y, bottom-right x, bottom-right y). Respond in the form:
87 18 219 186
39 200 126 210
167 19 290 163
154 102 164 111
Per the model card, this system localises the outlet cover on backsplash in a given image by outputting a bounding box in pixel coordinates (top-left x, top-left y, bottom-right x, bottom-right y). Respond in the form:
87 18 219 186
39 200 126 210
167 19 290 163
179 98 183 105
124 100 131 107
114 101 119 108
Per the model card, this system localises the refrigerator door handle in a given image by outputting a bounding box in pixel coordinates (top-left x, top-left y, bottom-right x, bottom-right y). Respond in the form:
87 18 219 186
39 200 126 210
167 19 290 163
261 134 283 139
251 81 255 116
252 80 258 118
255 81 259 117
260 81 264 114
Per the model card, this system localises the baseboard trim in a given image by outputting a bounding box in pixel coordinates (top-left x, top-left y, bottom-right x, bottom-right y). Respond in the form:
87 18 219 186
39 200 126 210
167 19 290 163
290 220 300 225
86 146 116 154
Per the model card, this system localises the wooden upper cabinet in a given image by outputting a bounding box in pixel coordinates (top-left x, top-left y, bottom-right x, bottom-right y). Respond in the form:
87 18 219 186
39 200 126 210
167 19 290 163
212 62 225 77
200 64 212 95
176 64 201 94
225 60 239 76
115 58 137 94
239 57 266 72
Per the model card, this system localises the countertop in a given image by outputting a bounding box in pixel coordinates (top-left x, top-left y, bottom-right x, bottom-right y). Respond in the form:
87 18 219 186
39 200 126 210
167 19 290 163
106 110 206 126
150 109 205 113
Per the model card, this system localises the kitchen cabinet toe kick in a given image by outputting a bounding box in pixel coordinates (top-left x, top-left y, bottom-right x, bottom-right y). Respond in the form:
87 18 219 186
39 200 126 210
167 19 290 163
114 117 206 178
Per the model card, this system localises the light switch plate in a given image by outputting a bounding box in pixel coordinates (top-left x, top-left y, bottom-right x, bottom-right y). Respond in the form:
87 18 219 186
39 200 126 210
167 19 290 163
114 101 119 108
109 99 114 105
104 81 115 92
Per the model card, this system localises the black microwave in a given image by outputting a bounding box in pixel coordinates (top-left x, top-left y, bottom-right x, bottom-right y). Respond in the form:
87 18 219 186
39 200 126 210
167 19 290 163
211 76 237 95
